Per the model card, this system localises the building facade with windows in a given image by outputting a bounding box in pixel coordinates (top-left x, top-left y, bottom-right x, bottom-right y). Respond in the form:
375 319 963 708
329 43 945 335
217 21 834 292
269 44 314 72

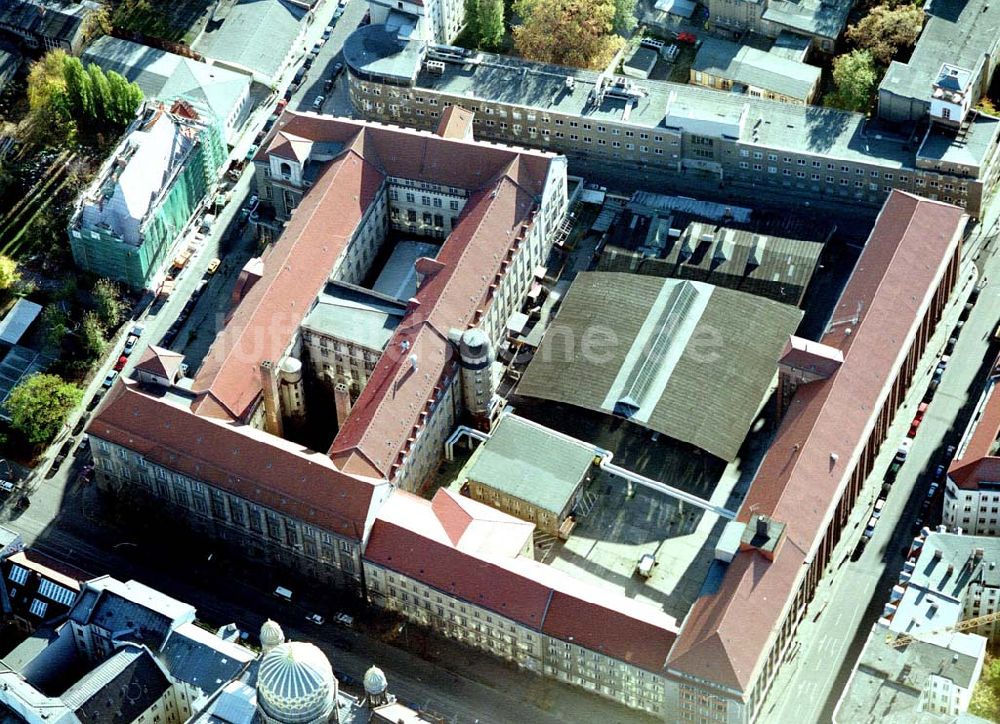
69 101 227 290
89 384 388 587
343 26 1000 218
0 0 100 54
943 353 1000 535
367 0 465 44
363 488 678 716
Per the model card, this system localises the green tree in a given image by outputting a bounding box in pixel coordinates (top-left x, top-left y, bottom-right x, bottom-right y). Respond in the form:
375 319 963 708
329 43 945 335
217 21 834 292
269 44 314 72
41 305 69 354
4 373 82 445
88 63 111 124
81 311 107 359
846 4 923 65
0 256 20 292
478 0 505 50
513 0 623 69
104 70 143 127
81 5 112 44
826 50 878 112
612 0 638 33
464 0 481 43
970 655 1000 721
63 56 95 126
24 50 74 145
93 278 125 329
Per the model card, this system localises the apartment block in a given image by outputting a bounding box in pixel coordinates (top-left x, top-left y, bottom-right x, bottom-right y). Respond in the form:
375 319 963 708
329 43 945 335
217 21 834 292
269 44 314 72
943 353 1000 535
68 101 227 290
0 0 100 54
368 0 465 44
343 27 1000 217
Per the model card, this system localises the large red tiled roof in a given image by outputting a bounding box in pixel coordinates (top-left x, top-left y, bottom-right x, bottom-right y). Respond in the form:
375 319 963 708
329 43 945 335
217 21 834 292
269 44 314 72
329 176 542 477
949 352 1000 490
192 135 385 421
90 382 387 540
365 489 678 671
193 112 554 452
667 192 967 693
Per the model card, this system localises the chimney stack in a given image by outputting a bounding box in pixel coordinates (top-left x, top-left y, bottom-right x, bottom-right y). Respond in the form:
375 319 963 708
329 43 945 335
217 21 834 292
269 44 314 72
259 360 283 437
334 382 352 428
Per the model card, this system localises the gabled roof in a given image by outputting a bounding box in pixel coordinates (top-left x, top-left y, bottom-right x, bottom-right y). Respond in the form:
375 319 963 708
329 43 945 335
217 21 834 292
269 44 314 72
269 131 314 162
192 130 385 421
667 192 968 694
135 345 184 381
949 353 1000 490
193 114 554 429
90 382 384 540
462 414 594 514
435 104 474 139
62 644 173 722
330 173 544 476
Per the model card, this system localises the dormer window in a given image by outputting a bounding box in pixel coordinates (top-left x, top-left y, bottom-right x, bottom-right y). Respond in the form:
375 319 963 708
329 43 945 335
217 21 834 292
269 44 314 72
280 161 292 179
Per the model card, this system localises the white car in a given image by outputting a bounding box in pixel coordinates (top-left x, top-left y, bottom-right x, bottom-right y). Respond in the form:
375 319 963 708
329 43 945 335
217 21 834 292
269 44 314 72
306 614 325 625
334 612 353 627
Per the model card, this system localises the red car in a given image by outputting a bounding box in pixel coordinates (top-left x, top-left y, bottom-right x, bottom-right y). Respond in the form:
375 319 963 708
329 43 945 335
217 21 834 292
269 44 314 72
114 355 128 372
676 31 697 44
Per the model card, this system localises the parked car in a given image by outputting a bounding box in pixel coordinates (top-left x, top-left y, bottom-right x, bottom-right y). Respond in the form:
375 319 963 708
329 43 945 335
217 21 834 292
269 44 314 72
924 378 940 402
945 444 957 460
933 356 950 379
334 612 354 627
863 516 877 538
933 464 946 480
332 62 344 77
207 258 221 275
75 437 90 457
72 414 89 437
54 440 74 466
676 31 697 43
114 355 128 372
895 438 913 462
927 480 940 497
872 498 886 519
306 613 325 625
312 95 325 110
309 42 322 58
945 336 957 355
102 371 118 389
123 333 138 355
79 465 94 485
323 25 334 39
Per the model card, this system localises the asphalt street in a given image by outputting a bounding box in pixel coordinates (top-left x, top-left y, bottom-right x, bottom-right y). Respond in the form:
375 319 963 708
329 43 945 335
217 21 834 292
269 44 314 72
762 206 1000 723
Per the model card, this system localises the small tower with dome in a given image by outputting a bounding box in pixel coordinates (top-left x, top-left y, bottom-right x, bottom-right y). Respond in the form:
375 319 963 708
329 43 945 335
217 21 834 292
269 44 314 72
256 641 337 724
363 666 389 707
260 619 285 655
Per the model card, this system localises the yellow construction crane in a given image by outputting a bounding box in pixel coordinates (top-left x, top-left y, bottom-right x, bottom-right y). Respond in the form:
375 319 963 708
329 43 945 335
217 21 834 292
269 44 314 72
885 610 1000 648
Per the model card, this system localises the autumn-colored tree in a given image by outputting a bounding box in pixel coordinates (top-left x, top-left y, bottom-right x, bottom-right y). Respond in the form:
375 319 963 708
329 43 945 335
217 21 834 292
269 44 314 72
24 50 74 145
513 0 622 69
0 256 20 292
826 50 878 112
846 4 923 65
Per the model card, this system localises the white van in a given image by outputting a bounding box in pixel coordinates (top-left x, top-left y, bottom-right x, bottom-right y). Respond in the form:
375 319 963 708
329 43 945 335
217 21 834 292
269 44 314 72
273 586 293 602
